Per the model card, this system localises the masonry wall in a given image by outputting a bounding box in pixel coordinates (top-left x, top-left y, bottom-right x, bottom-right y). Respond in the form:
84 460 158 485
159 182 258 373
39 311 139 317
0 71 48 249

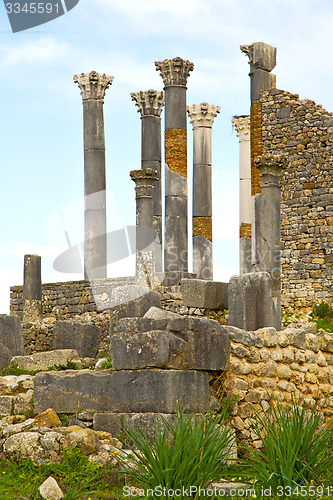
219 325 333 449
256 88 333 309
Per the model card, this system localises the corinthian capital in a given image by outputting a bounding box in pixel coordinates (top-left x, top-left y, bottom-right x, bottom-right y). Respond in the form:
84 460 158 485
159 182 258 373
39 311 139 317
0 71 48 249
240 42 276 72
187 102 220 129
255 153 287 186
155 57 194 87
74 71 114 102
131 89 164 117
232 115 250 141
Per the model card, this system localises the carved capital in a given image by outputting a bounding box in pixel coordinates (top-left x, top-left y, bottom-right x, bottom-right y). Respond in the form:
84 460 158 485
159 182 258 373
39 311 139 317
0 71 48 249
131 89 164 117
130 168 158 198
240 42 276 72
187 103 220 129
74 71 114 102
255 153 287 187
232 115 250 141
155 57 194 87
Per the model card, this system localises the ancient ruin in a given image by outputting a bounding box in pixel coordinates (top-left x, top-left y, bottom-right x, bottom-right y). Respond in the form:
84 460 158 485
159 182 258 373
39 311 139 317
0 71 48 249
1 45 332 463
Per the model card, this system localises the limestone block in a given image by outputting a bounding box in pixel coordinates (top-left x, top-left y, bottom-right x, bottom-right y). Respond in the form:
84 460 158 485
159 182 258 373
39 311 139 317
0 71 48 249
109 287 161 335
34 369 209 414
181 278 228 309
39 476 64 500
143 306 181 319
94 412 177 437
284 328 306 350
228 272 275 330
52 321 100 358
259 328 278 347
65 428 99 456
0 314 24 358
0 396 14 415
33 408 62 428
306 334 319 353
4 431 44 463
110 321 230 371
0 342 14 368
12 349 80 371
13 390 34 415
226 326 263 348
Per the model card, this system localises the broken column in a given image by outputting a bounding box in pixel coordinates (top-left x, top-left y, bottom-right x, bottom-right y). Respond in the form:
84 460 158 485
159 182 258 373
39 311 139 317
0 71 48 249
131 90 164 272
74 71 114 280
130 168 158 288
22 254 42 322
232 115 252 273
254 153 287 330
240 42 276 104
241 42 277 263
155 57 194 281
187 102 220 280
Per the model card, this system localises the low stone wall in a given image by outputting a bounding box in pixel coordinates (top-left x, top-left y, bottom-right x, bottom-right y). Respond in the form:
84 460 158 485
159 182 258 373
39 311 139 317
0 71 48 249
220 325 333 449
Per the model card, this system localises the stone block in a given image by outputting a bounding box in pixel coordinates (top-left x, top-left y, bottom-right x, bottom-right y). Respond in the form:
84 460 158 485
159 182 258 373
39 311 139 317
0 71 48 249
143 307 181 319
228 272 275 330
109 287 161 335
0 315 24 358
0 395 14 415
52 321 100 358
181 278 228 309
93 412 177 437
12 349 80 371
0 342 14 368
112 316 230 371
34 369 209 414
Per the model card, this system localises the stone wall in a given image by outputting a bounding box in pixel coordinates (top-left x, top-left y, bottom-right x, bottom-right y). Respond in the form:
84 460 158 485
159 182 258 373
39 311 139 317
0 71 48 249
220 324 333 449
257 88 333 308
10 277 135 320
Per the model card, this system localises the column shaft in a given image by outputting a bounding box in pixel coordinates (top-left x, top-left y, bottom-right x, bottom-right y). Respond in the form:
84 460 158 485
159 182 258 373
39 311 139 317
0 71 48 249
254 154 287 330
187 103 220 280
232 115 252 273
23 254 42 322
131 90 164 272
130 169 158 288
156 57 194 280
74 71 113 280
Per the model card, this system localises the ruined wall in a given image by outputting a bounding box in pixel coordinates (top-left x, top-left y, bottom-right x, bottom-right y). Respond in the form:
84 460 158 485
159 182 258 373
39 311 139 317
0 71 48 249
221 325 333 448
256 88 333 308
10 277 135 320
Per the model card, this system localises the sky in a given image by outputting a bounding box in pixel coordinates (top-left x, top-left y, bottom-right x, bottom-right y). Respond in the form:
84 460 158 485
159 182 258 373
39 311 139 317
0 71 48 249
1 0 333 313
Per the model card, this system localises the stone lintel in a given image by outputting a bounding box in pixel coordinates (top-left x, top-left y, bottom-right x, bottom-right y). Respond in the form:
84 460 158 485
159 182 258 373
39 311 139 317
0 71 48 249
74 71 114 102
131 89 165 117
232 115 250 141
155 57 194 87
187 102 220 129
240 42 277 72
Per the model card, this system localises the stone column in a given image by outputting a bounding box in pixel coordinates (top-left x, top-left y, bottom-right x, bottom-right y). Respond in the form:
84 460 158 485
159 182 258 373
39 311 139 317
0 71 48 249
131 90 164 272
241 42 277 269
240 42 277 104
23 254 42 322
232 115 252 273
74 71 114 280
130 168 158 288
155 57 194 281
187 102 220 280
254 153 287 330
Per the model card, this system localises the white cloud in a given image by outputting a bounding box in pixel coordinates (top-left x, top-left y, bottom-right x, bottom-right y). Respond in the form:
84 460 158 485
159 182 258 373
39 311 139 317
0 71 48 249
0 38 68 68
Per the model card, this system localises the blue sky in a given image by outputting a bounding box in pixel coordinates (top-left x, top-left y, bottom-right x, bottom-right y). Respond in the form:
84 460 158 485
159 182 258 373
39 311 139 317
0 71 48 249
1 0 333 313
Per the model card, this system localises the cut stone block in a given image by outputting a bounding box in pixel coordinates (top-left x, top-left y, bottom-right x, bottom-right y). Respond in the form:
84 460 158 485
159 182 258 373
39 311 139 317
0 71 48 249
109 287 161 335
0 342 14 368
0 314 24 357
34 369 209 414
228 272 274 331
143 307 181 319
94 412 179 437
0 395 14 415
113 316 230 371
52 321 100 358
181 278 228 309
12 349 80 371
